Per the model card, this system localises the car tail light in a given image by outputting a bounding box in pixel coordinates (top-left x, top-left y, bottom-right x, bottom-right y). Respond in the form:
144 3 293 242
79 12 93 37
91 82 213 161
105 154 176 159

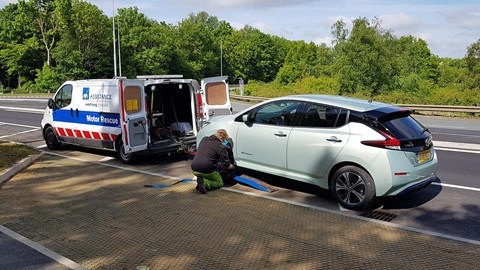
196 93 203 118
361 130 401 150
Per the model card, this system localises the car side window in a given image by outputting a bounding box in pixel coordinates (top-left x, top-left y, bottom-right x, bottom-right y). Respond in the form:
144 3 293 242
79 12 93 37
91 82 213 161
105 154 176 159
299 103 347 128
253 101 300 126
54 85 73 109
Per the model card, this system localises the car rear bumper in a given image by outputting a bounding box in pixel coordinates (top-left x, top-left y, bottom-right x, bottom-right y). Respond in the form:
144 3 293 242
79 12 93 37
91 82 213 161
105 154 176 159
367 147 438 196
396 174 437 196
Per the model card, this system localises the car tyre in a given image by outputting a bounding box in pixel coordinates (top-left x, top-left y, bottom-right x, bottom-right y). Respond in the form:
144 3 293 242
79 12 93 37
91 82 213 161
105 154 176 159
330 165 375 211
45 126 62 150
116 139 136 164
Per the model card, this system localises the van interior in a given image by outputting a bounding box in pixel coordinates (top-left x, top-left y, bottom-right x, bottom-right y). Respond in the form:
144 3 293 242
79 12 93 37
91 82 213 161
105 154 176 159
145 83 196 144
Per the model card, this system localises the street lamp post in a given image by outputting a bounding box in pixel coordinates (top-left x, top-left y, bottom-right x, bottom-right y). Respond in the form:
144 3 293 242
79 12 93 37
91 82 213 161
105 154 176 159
112 0 117 77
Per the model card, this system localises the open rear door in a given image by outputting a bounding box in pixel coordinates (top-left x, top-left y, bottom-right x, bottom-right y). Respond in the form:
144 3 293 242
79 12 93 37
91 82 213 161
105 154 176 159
120 79 148 153
200 76 232 120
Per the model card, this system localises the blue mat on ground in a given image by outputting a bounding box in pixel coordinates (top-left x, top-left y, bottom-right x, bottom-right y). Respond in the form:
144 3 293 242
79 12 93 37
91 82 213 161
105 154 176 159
144 179 192 188
233 175 276 192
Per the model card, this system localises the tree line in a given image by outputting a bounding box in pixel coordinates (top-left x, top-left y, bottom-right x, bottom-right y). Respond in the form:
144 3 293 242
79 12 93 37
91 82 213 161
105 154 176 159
0 0 479 105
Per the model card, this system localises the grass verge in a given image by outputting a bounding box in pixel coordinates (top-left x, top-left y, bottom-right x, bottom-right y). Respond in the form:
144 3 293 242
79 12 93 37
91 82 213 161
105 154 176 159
0 141 39 171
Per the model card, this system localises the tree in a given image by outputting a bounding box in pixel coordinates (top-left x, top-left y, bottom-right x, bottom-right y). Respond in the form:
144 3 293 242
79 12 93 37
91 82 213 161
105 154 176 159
117 7 179 77
18 0 62 67
276 41 320 84
465 38 480 89
336 18 395 95
53 0 112 80
0 3 43 88
394 36 438 81
177 12 221 79
331 19 348 47
223 26 281 82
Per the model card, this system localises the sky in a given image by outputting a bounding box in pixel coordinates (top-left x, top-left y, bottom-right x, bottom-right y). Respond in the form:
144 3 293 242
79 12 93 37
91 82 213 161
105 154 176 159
1 0 479 58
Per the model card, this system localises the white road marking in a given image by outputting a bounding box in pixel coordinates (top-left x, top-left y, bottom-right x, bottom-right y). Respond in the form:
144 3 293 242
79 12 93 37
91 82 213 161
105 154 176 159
433 132 480 138
0 225 87 270
434 140 480 152
435 147 480 154
0 121 38 129
0 128 40 139
0 98 47 102
0 106 44 114
432 182 480 192
427 124 480 131
99 156 115 162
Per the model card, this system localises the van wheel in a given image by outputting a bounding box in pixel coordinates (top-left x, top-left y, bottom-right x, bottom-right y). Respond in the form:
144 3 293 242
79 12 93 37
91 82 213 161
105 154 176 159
330 166 375 211
116 139 136 164
45 126 61 150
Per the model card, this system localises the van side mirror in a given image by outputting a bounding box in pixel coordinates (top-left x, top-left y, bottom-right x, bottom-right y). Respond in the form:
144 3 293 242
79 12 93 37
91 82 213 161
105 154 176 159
47 98 55 110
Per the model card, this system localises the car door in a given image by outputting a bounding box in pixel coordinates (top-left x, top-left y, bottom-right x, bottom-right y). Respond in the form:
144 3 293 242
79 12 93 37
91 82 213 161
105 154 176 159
200 76 232 120
51 84 75 144
120 79 148 153
235 100 301 172
287 102 350 184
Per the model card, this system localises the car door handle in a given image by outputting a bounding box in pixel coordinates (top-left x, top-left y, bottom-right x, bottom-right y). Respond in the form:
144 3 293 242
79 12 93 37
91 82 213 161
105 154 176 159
327 136 342 142
274 132 287 137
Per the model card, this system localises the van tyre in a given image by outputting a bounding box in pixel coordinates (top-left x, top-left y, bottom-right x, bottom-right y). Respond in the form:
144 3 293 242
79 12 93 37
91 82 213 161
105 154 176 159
116 139 136 164
45 126 61 150
330 165 375 211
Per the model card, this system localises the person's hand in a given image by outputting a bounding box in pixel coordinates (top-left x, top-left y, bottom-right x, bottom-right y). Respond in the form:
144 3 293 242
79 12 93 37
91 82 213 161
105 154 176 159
227 164 235 170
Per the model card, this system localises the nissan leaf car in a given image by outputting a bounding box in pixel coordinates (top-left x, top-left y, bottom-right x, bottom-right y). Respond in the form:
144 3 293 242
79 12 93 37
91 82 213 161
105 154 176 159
197 95 438 210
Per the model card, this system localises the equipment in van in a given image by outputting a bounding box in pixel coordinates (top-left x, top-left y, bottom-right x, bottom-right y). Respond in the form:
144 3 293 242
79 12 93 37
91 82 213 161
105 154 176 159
41 75 232 163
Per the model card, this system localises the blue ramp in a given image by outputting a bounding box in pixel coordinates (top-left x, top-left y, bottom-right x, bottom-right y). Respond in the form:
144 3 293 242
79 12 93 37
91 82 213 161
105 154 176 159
233 175 276 192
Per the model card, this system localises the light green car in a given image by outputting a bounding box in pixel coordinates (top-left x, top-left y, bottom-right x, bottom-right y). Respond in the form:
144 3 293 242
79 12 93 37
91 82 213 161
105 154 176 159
197 95 438 210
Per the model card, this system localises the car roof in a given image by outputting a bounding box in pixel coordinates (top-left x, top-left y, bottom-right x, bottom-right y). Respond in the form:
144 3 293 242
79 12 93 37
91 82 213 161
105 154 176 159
272 94 395 112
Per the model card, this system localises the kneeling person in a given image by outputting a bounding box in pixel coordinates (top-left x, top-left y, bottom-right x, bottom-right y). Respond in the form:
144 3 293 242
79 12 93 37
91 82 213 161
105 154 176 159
191 129 234 194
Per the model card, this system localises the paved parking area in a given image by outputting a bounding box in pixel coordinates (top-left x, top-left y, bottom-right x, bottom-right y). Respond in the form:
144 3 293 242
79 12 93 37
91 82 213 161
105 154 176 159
0 154 479 269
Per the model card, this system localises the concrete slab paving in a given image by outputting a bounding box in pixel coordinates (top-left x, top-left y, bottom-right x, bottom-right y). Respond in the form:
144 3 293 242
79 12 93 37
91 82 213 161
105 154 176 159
0 154 478 270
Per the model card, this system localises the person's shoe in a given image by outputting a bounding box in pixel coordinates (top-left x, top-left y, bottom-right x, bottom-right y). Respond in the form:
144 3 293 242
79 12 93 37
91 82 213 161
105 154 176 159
196 176 207 194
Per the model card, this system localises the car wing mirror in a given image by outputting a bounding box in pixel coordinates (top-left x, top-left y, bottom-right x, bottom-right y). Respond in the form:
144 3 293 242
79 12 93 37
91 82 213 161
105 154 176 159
47 98 56 110
242 112 255 124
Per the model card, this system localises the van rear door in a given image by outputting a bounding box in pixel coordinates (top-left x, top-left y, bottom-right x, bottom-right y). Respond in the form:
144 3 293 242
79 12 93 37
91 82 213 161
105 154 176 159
120 79 148 153
200 76 232 120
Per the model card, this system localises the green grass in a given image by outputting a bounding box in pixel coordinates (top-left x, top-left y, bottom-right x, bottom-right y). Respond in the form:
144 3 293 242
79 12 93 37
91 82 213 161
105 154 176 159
0 142 39 170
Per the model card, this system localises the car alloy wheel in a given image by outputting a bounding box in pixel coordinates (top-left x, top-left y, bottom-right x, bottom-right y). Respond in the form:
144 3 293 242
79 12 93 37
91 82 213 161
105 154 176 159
331 165 375 211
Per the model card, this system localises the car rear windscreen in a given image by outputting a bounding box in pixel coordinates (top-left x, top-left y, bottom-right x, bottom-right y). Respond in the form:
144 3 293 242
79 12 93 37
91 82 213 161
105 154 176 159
381 115 427 139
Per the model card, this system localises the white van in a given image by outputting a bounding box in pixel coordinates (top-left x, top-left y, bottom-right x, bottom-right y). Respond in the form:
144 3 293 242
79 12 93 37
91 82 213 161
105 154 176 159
41 75 231 163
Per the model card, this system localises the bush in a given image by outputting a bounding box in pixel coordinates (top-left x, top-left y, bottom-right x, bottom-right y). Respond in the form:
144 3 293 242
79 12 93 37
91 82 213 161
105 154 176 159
291 76 339 95
35 64 61 93
431 87 480 106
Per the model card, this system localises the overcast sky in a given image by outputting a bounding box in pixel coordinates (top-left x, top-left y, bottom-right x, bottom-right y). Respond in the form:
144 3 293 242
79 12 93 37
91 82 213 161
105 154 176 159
2 0 479 58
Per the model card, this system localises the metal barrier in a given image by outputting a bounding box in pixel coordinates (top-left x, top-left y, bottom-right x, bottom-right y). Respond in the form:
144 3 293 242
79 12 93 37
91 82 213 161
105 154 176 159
230 95 480 114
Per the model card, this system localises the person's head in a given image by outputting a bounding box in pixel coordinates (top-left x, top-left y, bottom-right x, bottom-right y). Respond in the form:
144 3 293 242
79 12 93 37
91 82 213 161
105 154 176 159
215 129 229 142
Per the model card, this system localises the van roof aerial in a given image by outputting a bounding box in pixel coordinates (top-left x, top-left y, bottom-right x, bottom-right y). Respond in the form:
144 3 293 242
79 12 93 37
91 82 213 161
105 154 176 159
137 75 184 80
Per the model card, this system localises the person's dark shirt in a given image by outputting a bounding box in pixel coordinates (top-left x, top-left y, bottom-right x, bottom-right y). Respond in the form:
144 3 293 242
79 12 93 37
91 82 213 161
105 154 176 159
191 135 231 173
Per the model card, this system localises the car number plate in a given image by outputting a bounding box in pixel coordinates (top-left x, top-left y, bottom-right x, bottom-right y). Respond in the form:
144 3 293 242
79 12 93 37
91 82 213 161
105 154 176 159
417 149 431 164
